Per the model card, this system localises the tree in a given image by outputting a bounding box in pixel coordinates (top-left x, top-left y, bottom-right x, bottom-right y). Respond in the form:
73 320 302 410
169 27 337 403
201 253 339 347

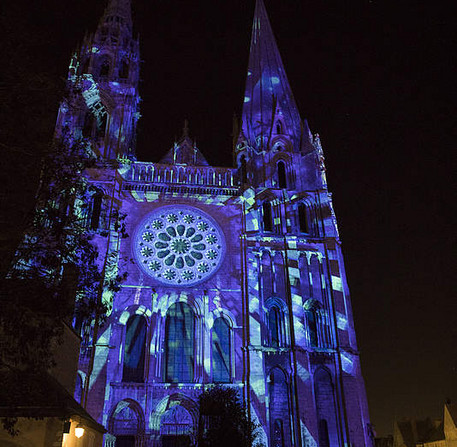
0 130 127 433
197 386 264 447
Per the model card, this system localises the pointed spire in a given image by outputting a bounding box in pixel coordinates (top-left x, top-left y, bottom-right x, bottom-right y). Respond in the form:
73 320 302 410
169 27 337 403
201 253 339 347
101 0 132 29
241 0 302 150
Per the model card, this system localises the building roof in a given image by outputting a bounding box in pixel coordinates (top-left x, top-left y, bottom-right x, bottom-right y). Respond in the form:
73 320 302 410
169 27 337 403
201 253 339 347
0 369 105 434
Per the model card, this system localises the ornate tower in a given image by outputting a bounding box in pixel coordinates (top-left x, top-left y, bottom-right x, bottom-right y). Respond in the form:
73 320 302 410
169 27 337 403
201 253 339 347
66 1 373 446
233 2 373 447
56 0 140 159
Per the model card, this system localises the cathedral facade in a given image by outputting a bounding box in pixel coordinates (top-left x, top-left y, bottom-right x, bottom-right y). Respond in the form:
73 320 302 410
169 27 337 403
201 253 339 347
57 0 373 446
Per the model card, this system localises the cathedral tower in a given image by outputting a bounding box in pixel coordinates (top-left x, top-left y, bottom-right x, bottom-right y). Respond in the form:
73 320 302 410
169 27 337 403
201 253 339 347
56 0 140 159
66 1 373 446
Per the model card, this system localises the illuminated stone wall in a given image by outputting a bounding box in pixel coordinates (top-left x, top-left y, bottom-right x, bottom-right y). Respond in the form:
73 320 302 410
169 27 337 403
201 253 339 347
60 1 374 446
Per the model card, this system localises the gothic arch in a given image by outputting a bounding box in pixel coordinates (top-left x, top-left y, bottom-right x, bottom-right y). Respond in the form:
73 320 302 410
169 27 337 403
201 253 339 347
107 398 145 438
267 367 292 447
263 296 289 347
313 368 340 447
150 393 198 443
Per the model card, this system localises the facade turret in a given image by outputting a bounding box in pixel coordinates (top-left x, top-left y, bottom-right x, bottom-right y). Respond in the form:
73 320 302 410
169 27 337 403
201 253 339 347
56 0 140 160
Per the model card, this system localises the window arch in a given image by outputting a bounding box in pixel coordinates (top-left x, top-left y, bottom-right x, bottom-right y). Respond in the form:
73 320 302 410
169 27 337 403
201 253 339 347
212 317 231 383
298 203 309 234
262 202 273 232
275 121 283 134
267 305 282 347
123 315 146 382
265 298 287 348
268 368 291 446
314 369 339 447
277 160 287 189
306 307 319 348
165 302 195 383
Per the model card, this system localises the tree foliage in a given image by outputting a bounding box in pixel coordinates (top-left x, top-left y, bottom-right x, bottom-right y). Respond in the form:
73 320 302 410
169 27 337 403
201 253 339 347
198 386 264 447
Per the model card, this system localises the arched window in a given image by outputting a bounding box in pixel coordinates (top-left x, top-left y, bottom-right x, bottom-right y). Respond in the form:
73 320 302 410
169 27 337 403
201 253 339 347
212 317 231 383
90 192 103 230
276 121 283 134
306 308 319 347
165 302 194 383
298 203 309 234
119 60 129 79
314 369 339 447
267 305 281 347
277 161 287 188
266 299 287 348
262 202 273 232
268 369 291 446
123 315 147 383
100 59 110 77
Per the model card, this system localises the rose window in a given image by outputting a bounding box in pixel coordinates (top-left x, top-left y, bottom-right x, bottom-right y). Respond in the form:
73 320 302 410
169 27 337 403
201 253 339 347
134 206 225 285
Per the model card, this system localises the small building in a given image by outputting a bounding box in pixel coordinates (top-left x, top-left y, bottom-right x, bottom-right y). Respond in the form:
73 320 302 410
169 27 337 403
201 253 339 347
393 403 457 447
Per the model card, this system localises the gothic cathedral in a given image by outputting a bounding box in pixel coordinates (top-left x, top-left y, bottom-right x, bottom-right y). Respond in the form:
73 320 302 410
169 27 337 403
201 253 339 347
56 0 373 446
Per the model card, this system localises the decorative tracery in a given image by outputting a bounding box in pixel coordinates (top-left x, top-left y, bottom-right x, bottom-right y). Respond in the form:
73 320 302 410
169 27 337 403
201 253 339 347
134 206 225 286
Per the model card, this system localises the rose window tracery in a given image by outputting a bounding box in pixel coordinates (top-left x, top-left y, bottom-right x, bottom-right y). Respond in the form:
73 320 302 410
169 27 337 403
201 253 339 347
134 206 225 285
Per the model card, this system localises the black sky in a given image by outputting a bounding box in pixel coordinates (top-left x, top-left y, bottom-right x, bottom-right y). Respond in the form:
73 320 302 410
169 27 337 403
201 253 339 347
4 0 456 436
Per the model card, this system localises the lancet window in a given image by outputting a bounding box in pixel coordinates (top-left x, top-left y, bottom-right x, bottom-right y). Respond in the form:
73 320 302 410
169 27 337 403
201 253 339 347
265 299 287 348
298 203 309 234
212 317 231 383
277 160 287 189
165 302 195 383
262 202 273 232
122 315 147 383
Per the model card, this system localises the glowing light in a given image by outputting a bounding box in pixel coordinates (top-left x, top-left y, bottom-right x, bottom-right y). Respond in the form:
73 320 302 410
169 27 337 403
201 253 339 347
244 96 251 103
75 426 85 438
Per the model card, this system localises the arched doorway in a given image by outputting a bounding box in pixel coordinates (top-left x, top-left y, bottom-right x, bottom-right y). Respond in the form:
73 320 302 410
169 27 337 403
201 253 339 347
160 405 193 447
108 399 145 447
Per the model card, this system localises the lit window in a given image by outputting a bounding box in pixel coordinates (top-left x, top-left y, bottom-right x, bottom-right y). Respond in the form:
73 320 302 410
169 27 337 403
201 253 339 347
165 302 194 382
123 315 146 382
212 317 231 383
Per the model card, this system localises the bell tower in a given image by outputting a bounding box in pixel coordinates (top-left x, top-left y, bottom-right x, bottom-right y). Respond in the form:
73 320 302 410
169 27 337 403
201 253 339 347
56 0 140 159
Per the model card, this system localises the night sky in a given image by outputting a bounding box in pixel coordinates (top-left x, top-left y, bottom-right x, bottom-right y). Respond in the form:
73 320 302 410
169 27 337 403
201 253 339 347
5 0 456 436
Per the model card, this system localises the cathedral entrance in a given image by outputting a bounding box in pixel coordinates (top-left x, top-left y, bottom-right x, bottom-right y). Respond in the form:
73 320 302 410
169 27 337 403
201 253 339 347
161 434 191 447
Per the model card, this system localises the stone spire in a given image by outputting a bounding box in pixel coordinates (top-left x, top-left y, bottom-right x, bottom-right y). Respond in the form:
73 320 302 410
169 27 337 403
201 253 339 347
241 0 302 150
100 0 132 30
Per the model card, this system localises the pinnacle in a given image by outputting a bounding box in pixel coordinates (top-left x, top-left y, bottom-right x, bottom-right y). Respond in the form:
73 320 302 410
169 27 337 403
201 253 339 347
241 0 302 150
